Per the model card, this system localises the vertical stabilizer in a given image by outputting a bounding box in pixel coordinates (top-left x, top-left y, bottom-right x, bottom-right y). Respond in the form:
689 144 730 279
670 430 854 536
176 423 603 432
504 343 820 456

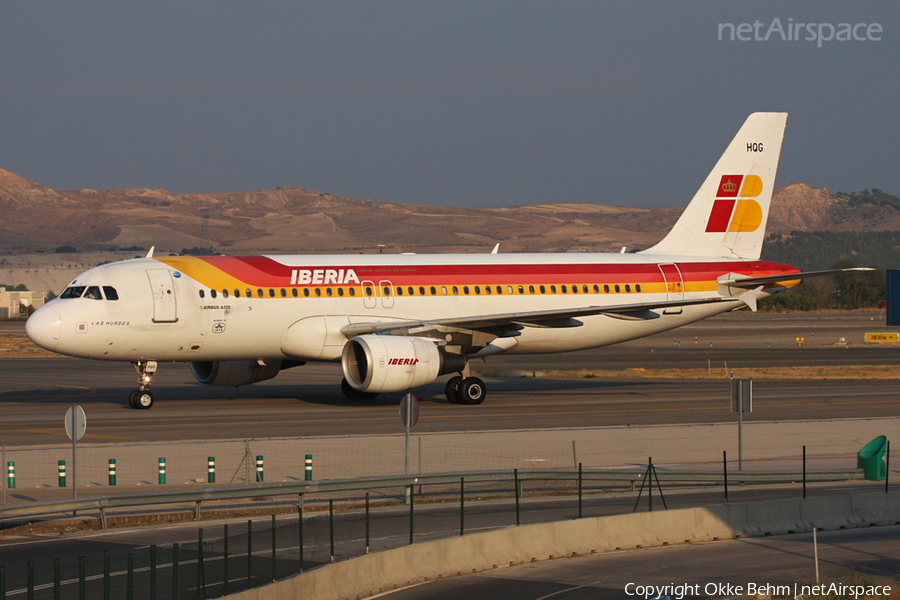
641 112 787 260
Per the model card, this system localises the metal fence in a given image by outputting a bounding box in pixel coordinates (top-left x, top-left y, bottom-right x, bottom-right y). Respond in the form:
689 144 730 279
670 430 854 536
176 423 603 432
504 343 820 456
0 444 894 599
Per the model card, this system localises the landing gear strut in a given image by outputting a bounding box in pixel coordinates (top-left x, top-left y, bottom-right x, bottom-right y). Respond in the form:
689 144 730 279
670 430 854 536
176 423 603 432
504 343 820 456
445 375 486 405
129 360 157 410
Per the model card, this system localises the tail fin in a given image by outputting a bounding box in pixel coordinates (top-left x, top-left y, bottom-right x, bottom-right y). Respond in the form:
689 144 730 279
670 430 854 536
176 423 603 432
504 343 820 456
641 112 788 260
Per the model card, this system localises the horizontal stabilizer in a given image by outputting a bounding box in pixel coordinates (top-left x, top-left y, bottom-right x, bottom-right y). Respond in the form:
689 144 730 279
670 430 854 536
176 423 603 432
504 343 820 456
718 267 876 288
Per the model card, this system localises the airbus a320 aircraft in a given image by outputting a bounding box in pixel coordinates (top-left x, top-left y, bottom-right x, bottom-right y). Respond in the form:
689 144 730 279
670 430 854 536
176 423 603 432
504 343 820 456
25 112 863 409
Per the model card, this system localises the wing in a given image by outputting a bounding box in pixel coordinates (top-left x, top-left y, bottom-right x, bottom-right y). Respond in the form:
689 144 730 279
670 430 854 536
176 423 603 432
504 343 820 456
340 295 731 338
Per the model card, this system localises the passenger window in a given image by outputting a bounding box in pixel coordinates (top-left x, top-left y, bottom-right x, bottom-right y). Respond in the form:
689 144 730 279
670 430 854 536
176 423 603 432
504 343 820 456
84 286 103 300
625 284 631 293
497 286 503 294
383 286 391 296
268 289 275 298
408 287 415 296
517 285 524 294
222 289 229 298
315 288 321 297
452 286 459 295
508 286 515 294
484 286 491 295
583 285 589 294
257 289 264 298
102 286 119 301
540 285 546 294
365 286 373 296
603 285 609 293
211 289 217 299
396 287 403 296
420 287 426 296
614 284 620 293
246 289 252 298
429 286 435 295
280 289 287 297
326 288 333 297
529 285 535 294
561 285 567 294
349 288 356 297
463 286 469 295
570 285 576 294
338 288 344 297
234 289 240 298
292 288 298 297
550 285 556 294
199 290 205 299
636 284 642 293
303 289 310 297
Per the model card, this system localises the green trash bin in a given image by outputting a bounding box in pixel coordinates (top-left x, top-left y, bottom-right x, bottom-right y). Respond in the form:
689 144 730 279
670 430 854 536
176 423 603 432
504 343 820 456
857 435 887 481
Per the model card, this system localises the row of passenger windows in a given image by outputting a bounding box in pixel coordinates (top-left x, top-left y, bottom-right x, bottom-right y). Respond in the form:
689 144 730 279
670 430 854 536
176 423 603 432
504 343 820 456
59 285 119 300
198 283 643 299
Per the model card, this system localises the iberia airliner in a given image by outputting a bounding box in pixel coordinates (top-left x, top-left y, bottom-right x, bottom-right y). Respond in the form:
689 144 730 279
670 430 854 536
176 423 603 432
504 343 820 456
24 113 863 409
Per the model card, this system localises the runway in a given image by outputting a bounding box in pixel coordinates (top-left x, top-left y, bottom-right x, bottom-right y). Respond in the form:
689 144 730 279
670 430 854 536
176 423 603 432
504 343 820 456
0 314 898 446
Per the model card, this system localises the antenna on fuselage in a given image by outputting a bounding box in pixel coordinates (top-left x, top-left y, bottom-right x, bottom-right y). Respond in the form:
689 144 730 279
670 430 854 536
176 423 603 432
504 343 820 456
146 246 155 258
491 243 500 254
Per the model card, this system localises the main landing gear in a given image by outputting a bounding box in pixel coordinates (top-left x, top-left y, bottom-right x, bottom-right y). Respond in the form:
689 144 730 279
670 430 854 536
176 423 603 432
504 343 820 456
129 360 157 410
445 375 486 405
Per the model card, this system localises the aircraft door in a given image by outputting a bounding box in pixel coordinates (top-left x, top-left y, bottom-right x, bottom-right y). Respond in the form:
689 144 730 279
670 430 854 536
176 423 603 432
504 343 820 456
362 280 377 309
379 280 394 309
146 269 178 323
657 263 684 315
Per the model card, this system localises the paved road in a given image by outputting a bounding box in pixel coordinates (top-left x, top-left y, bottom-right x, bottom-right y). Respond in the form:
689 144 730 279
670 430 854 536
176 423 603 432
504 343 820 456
0 315 898 445
380 525 900 600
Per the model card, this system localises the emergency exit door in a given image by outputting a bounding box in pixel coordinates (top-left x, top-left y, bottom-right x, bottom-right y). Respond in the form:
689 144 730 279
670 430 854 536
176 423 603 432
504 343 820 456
146 269 178 322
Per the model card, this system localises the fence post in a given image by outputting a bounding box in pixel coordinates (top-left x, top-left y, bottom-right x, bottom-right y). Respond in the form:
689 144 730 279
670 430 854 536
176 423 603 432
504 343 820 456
6 462 13 489
256 455 264 482
803 446 807 499
329 500 335 562
305 454 312 481
514 468 520 526
578 463 583 519
271 514 276 583
365 493 370 554
58 460 66 487
723 450 728 504
460 477 465 536
247 520 252 590
409 485 414 545
158 458 166 485
108 459 116 486
887 440 891 493
207 457 215 484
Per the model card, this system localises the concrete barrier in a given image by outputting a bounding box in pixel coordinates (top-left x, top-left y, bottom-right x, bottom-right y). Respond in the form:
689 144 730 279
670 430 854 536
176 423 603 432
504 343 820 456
227 491 900 600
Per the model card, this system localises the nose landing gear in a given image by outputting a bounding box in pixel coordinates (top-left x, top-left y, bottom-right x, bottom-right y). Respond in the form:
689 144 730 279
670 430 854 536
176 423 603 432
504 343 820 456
129 360 157 409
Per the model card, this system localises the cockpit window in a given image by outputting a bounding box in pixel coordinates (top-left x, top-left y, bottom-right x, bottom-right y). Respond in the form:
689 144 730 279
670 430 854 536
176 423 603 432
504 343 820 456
60 286 86 299
83 286 103 300
103 286 119 301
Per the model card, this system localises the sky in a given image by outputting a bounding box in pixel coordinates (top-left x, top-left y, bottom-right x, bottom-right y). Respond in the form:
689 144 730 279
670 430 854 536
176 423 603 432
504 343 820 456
0 1 897 209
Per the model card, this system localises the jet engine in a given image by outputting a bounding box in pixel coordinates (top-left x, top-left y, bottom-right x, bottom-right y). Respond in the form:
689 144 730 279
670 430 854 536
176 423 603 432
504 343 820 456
342 335 465 393
190 360 284 387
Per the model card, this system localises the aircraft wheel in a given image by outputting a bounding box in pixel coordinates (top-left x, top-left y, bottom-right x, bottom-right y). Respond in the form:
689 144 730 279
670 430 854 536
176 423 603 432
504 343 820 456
445 376 462 404
128 390 140 409
341 378 379 400
459 377 486 405
135 390 154 410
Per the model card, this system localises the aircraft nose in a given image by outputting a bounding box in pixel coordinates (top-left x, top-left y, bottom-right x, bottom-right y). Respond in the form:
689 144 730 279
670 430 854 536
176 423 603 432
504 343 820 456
25 306 61 351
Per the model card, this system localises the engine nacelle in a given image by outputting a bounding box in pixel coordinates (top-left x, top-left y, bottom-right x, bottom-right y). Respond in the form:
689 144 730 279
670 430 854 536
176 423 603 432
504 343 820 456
342 335 462 393
190 360 283 387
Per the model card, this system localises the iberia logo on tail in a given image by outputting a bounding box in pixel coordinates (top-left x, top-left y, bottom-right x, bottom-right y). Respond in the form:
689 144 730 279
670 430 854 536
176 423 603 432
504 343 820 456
705 175 763 233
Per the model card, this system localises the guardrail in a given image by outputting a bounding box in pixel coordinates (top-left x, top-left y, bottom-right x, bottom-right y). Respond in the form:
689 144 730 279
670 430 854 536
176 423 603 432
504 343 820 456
0 467 865 527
